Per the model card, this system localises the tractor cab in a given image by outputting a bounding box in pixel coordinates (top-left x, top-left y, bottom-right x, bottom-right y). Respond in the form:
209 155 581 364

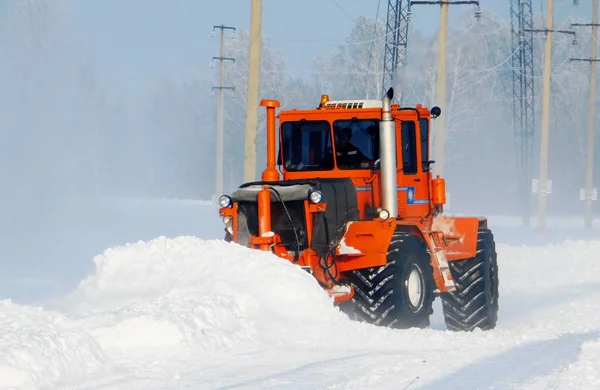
277 95 440 221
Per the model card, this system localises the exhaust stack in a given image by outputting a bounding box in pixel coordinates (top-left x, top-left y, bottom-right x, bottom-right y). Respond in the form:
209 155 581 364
379 88 397 218
260 99 281 182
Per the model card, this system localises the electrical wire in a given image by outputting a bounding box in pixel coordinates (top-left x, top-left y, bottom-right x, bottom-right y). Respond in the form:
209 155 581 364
364 0 383 98
330 0 357 22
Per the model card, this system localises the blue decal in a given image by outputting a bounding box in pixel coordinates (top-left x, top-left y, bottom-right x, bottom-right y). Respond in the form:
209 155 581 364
406 187 415 204
413 199 429 204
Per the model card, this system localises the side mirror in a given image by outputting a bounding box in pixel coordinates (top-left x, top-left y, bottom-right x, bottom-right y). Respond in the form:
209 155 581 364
431 106 441 119
424 160 435 172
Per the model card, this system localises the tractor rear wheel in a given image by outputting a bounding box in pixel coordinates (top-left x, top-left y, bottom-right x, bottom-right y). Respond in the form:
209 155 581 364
440 228 499 331
344 232 435 329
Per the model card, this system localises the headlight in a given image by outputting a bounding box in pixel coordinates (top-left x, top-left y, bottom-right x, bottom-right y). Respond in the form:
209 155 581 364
378 208 390 220
218 195 232 208
309 190 323 204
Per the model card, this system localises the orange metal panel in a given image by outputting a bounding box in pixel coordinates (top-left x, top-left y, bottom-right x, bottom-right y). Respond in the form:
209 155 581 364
333 219 397 271
430 216 480 260
335 253 388 272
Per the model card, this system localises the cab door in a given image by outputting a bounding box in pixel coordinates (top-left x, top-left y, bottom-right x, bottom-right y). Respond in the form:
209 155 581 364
396 118 432 218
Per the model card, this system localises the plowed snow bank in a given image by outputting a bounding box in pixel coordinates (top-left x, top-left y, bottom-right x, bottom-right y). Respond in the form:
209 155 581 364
8 235 600 389
62 236 346 354
497 239 600 292
0 300 108 388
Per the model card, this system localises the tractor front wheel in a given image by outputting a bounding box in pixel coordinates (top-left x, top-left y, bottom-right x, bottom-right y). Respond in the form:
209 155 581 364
345 232 435 329
440 228 499 331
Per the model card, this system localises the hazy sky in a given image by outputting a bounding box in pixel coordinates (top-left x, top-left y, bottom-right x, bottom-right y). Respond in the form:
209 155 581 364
30 0 586 96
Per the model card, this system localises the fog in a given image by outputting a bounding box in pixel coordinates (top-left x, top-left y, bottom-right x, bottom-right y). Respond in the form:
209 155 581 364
0 1 597 302
0 0 220 299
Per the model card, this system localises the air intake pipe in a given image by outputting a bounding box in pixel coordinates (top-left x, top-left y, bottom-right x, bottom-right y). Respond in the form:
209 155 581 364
260 99 281 182
379 88 397 218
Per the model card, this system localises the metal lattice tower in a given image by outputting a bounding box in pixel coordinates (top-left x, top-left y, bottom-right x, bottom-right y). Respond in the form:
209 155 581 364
509 0 535 225
382 0 411 99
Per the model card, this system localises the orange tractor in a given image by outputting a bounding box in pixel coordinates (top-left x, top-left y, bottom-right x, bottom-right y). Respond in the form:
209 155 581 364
218 88 499 331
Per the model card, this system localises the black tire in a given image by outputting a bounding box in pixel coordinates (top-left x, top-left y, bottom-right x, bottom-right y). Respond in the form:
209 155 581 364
343 232 435 329
441 228 499 331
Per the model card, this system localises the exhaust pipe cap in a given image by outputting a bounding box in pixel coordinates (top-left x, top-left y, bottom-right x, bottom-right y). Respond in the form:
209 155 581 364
386 87 394 101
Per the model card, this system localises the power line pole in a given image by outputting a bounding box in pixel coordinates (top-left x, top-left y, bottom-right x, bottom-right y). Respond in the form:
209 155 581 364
212 24 236 199
537 0 554 233
509 0 535 227
382 0 411 100
410 1 481 178
570 0 599 229
244 0 263 183
525 2 576 233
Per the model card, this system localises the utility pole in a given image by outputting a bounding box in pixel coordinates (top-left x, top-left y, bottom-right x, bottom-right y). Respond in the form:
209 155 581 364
212 25 236 200
537 0 554 233
410 1 481 178
244 0 263 182
509 0 535 227
570 0 599 229
525 2 576 232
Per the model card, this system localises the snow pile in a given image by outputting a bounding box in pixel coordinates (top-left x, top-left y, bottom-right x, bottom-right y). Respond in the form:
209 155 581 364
62 236 346 355
497 239 600 293
5 232 600 388
0 300 108 388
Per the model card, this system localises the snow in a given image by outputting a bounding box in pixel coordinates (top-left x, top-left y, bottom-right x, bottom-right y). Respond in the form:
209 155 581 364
338 238 362 255
2 208 600 389
338 225 362 255
0 300 109 389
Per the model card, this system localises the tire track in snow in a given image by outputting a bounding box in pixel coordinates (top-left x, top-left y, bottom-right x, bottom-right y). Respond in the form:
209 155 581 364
499 282 600 326
210 350 426 390
415 330 600 390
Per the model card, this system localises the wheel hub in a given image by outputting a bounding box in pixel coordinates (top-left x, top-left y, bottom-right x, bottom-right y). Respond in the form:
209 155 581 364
405 266 425 312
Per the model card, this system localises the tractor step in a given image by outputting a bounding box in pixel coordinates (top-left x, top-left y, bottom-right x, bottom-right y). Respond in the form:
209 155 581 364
327 284 354 305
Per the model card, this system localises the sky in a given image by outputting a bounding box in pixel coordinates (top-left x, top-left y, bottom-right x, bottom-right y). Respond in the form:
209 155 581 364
34 0 588 96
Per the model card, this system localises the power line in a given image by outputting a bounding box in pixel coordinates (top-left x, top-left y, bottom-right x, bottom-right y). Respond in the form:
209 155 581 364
211 24 236 200
409 0 481 178
364 0 382 97
569 0 599 229
329 0 357 22
527 0 578 232
510 0 535 226
382 0 411 101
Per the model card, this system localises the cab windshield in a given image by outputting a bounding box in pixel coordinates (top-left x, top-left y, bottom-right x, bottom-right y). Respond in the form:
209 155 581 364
333 119 379 170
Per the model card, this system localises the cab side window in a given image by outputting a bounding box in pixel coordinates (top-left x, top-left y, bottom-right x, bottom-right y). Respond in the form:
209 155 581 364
281 120 334 171
401 121 417 175
419 118 430 171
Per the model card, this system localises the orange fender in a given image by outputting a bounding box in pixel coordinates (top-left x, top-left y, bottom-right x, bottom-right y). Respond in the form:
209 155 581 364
430 215 485 261
334 218 397 272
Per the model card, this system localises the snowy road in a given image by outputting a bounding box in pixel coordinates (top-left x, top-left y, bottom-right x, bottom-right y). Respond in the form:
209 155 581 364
2 212 600 389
